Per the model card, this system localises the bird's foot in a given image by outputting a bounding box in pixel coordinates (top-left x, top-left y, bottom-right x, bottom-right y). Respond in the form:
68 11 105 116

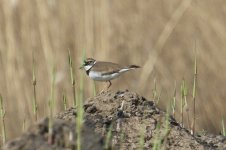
100 89 109 94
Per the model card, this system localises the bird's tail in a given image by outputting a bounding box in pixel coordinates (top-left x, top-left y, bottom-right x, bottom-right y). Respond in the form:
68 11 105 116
127 65 141 69
119 65 141 73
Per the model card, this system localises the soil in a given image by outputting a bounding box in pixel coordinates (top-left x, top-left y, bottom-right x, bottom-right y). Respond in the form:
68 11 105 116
2 90 226 150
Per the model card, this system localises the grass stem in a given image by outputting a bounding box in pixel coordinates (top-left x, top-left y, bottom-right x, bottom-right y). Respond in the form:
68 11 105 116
104 124 112 149
48 67 56 144
0 94 6 144
76 51 86 150
180 79 185 127
171 81 176 118
32 53 38 121
68 49 76 107
221 118 226 136
62 92 67 111
192 49 197 135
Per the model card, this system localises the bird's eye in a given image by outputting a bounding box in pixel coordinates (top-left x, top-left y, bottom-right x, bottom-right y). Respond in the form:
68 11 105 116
86 61 91 64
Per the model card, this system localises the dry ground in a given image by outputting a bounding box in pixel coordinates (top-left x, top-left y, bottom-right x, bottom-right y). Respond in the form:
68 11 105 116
3 90 226 150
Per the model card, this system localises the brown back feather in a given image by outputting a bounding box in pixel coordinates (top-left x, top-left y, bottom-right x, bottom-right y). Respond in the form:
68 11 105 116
92 61 140 75
92 61 122 73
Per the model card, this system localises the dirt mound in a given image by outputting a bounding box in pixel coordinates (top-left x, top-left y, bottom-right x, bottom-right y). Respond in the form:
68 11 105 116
3 90 226 150
2 118 103 150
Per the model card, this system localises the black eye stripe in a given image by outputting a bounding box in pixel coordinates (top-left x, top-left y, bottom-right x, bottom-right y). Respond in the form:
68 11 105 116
84 61 92 65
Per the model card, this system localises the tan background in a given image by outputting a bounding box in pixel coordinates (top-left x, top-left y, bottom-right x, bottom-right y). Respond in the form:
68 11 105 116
0 0 226 140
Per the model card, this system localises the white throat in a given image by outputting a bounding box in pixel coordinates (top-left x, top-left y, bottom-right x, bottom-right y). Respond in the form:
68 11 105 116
84 61 96 71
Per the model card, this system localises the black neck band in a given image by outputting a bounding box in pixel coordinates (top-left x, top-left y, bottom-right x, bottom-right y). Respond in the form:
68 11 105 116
86 69 91 75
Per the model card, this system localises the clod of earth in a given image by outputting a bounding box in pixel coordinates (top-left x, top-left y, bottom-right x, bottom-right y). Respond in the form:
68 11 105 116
3 90 226 150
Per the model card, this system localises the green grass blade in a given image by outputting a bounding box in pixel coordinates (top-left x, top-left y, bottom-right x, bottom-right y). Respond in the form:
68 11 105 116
0 94 6 144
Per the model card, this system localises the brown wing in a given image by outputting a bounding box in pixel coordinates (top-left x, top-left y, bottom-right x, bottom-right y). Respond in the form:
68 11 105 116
92 61 123 75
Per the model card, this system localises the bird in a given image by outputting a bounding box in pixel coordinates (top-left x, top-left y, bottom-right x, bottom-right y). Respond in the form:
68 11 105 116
80 58 140 90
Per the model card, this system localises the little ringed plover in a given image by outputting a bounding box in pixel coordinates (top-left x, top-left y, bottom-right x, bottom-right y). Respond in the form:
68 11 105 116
80 58 140 90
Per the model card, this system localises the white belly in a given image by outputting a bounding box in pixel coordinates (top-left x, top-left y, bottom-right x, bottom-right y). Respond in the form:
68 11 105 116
89 71 121 81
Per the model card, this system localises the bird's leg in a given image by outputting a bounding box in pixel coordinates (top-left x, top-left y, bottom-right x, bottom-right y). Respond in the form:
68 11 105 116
100 81 112 94
107 81 112 89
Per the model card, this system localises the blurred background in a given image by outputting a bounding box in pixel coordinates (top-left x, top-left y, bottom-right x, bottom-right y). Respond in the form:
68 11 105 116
1 0 226 140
